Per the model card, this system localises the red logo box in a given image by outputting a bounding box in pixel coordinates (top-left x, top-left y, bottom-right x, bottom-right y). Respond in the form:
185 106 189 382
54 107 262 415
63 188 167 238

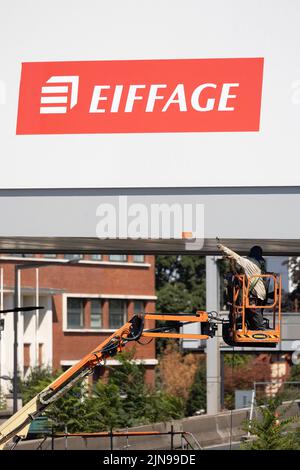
16 58 264 135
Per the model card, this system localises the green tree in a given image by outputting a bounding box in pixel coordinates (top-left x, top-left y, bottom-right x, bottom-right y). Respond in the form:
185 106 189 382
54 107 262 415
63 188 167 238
155 255 205 312
89 381 125 430
108 351 148 427
145 391 184 423
49 384 96 432
0 391 6 411
155 255 206 353
284 257 300 311
277 363 300 402
17 366 95 432
156 283 192 313
156 255 179 290
242 397 300 450
18 355 185 434
18 366 53 405
223 353 252 368
290 363 300 381
98 351 185 427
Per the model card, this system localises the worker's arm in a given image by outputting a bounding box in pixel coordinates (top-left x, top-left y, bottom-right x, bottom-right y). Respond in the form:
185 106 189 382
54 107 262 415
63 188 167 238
217 244 252 272
217 244 242 262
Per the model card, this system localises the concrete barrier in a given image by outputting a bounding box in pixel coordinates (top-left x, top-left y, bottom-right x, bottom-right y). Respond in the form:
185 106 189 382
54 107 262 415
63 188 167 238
11 409 248 450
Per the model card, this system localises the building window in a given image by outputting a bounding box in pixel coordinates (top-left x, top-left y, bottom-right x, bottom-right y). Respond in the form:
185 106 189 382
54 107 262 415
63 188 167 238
43 254 57 258
90 299 102 328
64 254 83 260
5 253 40 258
23 343 31 368
109 300 126 328
134 300 145 315
38 343 44 367
91 254 102 261
109 255 127 262
133 255 145 263
67 298 84 329
6 253 20 257
66 297 104 330
23 343 31 376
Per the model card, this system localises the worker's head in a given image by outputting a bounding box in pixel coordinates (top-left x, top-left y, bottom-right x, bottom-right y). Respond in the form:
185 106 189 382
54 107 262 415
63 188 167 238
249 245 263 260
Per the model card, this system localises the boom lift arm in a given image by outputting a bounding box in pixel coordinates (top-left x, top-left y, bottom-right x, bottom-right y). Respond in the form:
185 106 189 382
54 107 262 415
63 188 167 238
0 271 282 450
0 311 214 449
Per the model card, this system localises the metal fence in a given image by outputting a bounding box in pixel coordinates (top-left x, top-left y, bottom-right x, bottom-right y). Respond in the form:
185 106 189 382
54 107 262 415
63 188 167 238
32 426 202 451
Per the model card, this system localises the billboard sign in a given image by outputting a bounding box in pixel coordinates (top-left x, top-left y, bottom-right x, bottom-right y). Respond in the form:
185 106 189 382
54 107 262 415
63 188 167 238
0 0 299 189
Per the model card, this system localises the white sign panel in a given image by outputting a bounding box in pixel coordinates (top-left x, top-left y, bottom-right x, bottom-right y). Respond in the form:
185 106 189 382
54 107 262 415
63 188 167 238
0 0 299 189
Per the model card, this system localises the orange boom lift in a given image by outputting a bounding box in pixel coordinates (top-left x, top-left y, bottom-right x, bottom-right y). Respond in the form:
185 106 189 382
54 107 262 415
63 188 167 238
0 273 281 449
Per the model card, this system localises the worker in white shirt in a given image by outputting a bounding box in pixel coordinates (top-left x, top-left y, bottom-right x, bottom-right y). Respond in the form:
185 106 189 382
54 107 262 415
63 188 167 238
217 243 267 330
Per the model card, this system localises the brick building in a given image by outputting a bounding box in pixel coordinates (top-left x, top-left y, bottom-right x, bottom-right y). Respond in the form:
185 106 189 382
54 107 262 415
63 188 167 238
0 254 157 394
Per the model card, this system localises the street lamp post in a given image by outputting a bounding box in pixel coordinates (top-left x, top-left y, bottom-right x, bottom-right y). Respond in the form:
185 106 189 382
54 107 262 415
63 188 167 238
13 266 20 414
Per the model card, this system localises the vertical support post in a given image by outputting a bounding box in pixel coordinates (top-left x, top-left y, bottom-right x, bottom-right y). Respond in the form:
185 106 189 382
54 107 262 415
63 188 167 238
206 256 221 415
248 383 256 438
64 425 68 450
220 352 224 410
0 267 3 397
110 427 113 450
13 267 21 413
35 268 39 367
0 267 3 310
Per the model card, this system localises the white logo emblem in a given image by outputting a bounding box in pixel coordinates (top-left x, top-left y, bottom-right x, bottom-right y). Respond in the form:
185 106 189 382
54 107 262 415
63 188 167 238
40 75 79 114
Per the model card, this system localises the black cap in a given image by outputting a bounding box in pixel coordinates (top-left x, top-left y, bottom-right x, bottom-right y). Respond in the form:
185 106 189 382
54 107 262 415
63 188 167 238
249 245 263 260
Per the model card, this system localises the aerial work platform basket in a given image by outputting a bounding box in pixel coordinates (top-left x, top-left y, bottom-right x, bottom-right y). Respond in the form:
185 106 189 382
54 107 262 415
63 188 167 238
222 273 282 347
